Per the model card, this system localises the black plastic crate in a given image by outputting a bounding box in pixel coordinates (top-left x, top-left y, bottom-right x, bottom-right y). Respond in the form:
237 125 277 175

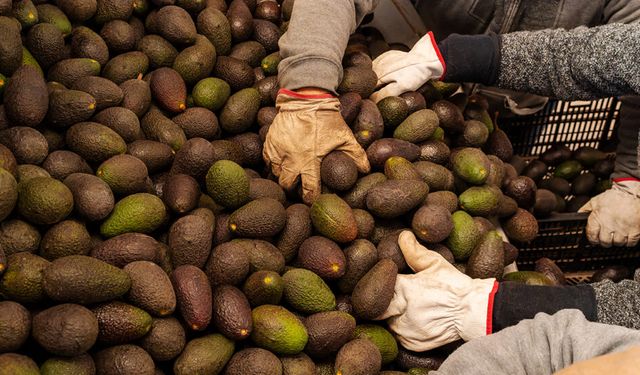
500 97 621 157
515 213 640 272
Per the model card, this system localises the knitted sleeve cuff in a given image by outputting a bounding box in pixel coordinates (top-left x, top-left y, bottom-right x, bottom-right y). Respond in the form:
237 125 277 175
437 33 501 85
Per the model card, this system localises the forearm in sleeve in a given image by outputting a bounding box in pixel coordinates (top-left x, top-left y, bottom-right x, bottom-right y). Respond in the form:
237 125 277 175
277 0 379 94
432 310 640 375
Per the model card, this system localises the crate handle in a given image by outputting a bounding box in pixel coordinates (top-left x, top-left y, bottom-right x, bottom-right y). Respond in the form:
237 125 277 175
567 101 594 108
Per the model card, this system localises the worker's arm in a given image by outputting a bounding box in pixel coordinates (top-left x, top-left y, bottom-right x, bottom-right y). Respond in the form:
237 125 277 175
277 0 379 94
431 310 640 375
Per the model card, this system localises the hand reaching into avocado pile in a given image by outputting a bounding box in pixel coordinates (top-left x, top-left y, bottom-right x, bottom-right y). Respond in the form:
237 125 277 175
263 89 370 204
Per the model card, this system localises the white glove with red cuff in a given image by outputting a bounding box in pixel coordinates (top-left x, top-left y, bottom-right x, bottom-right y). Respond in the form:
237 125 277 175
375 231 498 352
579 179 640 247
370 31 446 103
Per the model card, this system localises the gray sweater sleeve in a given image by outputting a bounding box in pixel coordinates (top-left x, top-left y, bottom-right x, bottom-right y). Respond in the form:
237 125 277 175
432 309 640 375
496 23 640 100
277 0 379 94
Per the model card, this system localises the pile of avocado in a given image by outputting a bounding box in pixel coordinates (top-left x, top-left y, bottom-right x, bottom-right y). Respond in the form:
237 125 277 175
0 0 562 374
513 144 613 217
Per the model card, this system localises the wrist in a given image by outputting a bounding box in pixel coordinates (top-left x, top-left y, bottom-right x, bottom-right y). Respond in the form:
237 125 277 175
277 88 335 100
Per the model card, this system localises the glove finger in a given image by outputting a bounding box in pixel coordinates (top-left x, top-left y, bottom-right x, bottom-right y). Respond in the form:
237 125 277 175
398 230 442 272
262 144 282 177
612 232 629 248
627 233 640 247
277 162 301 193
598 230 614 248
337 137 371 174
585 215 601 245
578 200 593 213
300 165 321 205
370 83 404 103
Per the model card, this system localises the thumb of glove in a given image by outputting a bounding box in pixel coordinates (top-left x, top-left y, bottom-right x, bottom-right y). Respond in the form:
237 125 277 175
578 200 594 213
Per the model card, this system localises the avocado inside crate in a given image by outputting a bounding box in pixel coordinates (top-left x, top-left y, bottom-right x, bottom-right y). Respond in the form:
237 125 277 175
500 97 640 271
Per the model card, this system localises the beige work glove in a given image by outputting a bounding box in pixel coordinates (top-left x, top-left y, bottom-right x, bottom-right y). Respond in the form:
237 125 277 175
579 180 640 247
370 31 445 103
263 90 370 204
376 231 498 352
554 346 640 375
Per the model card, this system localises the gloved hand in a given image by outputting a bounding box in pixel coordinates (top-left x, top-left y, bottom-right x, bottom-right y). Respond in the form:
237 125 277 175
579 180 640 247
376 231 498 352
370 31 445 103
262 89 370 204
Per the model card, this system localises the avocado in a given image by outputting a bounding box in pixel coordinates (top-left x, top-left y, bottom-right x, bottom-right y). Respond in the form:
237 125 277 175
367 138 421 169
417 140 450 165
94 106 142 143
485 127 514 162
149 67 187 113
16 164 50 184
337 239 377 293
227 0 253 42
192 77 230 111
174 334 234 375
206 159 250 209
573 146 607 167
280 353 317 375
18 176 74 225
97 154 149 195
39 220 91 261
414 160 454 191
446 210 482 261
66 121 127 163
377 231 408 272
173 35 216 84
384 156 422 181
0 168 16 222
162 173 200 213
457 119 489 147
540 144 572 166
124 261 176 316
275 203 312 262
249 177 286 204
485 155 506 187
539 176 571 197
205 241 251 286
0 252 50 304
220 87 261 133
261 51 281 76
70 26 109 66
139 317 186 362
0 353 39 375
412 204 454 243
95 345 154 375
459 185 501 217
251 304 309 355
352 259 397 320
100 193 167 237
305 311 356 359
534 257 566 286
172 265 212 331
502 208 539 243
533 189 558 218
26 23 66 70
0 219 41 256
353 324 399 365
0 145 17 178
566 195 590 213
522 160 548 182
310 194 358 243
40 355 95 375
320 151 359 191
377 96 409 129
127 142 173 177
120 77 152 117
91 233 159 268
197 7 232 56
592 158 615 178
572 172 597 195
93 301 152 344
225 348 283 375
173 107 219 140
298 236 347 280
169 214 213 268
93 0 133 24
505 175 537 209
0 127 49 165
12 0 38 27
366 179 429 218
242 270 283 307
0 301 30 353
353 208 375 239
353 98 384 148
283 268 335 314
335 338 382 375
464 103 494 133
103 51 149 84
63 173 114 222
4 66 48 127
230 40 267 67
393 109 439 143
338 66 378 98
253 19 281 52
503 271 553 286
228 197 286 237
43 255 131 304
430 100 464 133
343 172 386 209
48 58 101 87
35 4 71 36
235 239 285 274
594 179 613 194
137 35 178 69
70 76 122 112
0 16 22 76
211 285 252 341
141 107 187 150
100 19 136 53
451 147 491 185
502 241 519 266
465 230 505 279
32 304 98 356
338 92 362 126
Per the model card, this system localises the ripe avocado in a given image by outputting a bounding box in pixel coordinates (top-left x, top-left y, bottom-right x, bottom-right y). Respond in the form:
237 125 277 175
352 259 397 320
283 268 336 314
141 107 187 150
4 65 48 127
100 193 167 237
485 127 514 162
573 146 607 167
0 353 39 375
94 0 133 24
91 232 160 267
412 204 454 243
458 119 489 147
173 107 220 140
174 334 234 375
94 345 154 375
173 35 217 84
39 220 91 260
0 301 30 353
366 179 429 218
93 301 152 344
103 51 149 84
535 257 566 285
338 66 378 98
466 230 505 279
253 19 281 52
0 16 22 76
0 219 41 256
243 270 284 307
280 353 317 375
36 4 72 36
335 338 382 375
251 304 309 355
150 67 187 113
230 40 267 67
197 7 232 55
393 109 439 143
40 354 95 375
366 138 421 169
169 214 213 268
120 77 152 117
124 261 176 317
384 156 422 181
70 26 109 66
353 99 384 147
276 203 312 262
205 241 251 286
48 58 101 87
172 265 212 331
305 311 356 358
214 56 255 92
338 239 378 293
505 176 537 209
66 121 127 163
0 252 50 303
71 76 123 112
572 172 597 195
32 304 98 356
502 208 539 243
228 197 286 237
249 177 286 203
127 140 174 174
18 176 74 225
0 127 49 165
310 194 358 243
298 236 347 280
0 168 17 222
63 173 114 222
212 285 253 340
431 100 464 133
446 210 482 261
414 160 455 191
534 189 558 218
226 348 283 375
377 96 409 129
321 151 359 191
139 317 186 362
100 19 136 53
522 159 548 182
343 172 387 209
97 154 149 195
138 34 178 69
162 173 200 213
26 23 66 70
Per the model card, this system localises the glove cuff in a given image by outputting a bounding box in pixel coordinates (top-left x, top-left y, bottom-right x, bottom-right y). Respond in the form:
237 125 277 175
458 279 499 341
612 178 640 197
277 89 335 99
